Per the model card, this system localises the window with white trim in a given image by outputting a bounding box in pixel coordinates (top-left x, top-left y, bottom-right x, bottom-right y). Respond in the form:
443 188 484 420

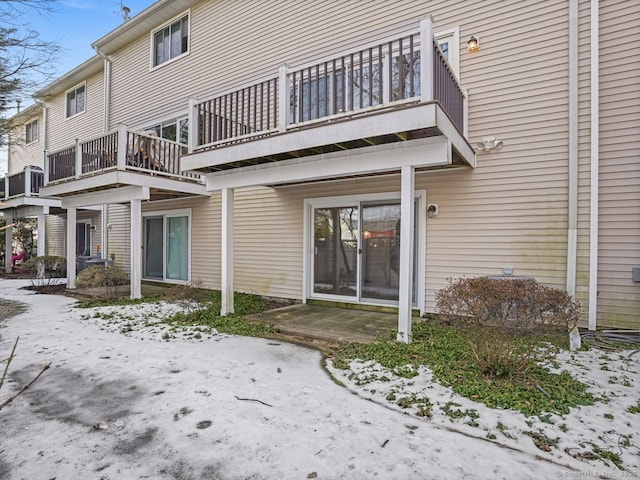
152 13 189 67
435 28 460 80
25 119 38 144
66 83 86 118
146 117 188 144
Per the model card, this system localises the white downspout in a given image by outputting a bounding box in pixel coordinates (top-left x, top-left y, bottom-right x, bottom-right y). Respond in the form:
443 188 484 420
566 0 578 297
95 49 111 133
588 0 599 331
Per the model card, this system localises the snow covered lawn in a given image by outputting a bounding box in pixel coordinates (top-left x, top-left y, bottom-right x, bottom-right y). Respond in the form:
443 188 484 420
0 279 638 479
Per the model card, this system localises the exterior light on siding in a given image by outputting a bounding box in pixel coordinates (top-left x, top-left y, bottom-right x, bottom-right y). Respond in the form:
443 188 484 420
467 36 480 52
474 137 503 152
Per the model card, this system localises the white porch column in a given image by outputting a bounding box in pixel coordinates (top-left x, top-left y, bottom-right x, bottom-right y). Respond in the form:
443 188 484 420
221 187 234 315
4 214 13 274
420 15 434 103
66 207 77 289
37 212 46 257
397 165 415 343
130 199 142 299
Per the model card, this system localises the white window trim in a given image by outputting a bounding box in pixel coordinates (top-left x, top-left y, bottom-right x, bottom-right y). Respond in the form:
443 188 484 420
142 207 191 284
25 118 39 145
149 9 191 72
303 190 426 314
435 27 460 81
141 114 189 144
65 81 87 120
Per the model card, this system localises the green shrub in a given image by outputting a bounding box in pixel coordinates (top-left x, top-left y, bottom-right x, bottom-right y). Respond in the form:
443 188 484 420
20 256 66 277
76 265 128 288
436 277 580 378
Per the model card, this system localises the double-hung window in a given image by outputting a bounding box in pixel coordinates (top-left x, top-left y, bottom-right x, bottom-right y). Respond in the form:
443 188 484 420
153 13 189 67
25 119 38 144
66 83 86 118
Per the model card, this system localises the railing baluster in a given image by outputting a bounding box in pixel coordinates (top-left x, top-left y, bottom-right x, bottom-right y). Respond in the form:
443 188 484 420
409 35 414 98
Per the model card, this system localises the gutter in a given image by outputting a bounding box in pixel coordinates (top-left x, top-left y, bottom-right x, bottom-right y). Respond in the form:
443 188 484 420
566 0 578 297
588 0 599 331
95 48 112 133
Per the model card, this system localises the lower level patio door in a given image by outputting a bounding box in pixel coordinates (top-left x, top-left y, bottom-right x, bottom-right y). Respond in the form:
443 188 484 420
143 210 190 283
307 193 424 307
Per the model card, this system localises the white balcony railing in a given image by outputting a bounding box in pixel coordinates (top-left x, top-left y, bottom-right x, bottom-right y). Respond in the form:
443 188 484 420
45 126 202 185
191 17 463 153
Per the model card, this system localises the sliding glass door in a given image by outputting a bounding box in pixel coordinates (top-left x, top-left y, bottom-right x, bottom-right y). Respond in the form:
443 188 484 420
143 211 190 282
310 197 421 306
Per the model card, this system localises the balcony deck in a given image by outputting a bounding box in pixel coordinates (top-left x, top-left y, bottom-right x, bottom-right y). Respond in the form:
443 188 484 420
39 128 207 200
1 167 61 213
182 19 474 182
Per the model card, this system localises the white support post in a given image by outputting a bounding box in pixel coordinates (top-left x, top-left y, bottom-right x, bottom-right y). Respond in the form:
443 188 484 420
4 214 13 274
420 15 434 103
101 204 108 259
24 166 32 197
130 199 142 299
221 187 234 315
188 97 198 154
278 65 290 133
66 207 77 289
3 177 8 200
74 138 82 179
397 165 415 343
37 212 46 257
117 124 128 171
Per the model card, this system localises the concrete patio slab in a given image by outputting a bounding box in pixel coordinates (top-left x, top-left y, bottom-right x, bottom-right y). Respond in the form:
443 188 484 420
248 303 399 344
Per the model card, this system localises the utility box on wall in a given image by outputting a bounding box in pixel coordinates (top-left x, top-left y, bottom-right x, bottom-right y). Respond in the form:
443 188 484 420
633 267 640 282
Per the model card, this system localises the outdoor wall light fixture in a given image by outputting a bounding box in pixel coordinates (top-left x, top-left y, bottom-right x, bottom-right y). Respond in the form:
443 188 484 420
475 136 503 152
427 204 439 218
467 35 480 52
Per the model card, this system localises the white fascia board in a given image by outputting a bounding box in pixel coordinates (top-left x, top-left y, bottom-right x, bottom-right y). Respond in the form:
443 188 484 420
435 107 475 167
6 205 51 218
40 171 209 198
184 103 438 172
0 197 61 209
206 137 450 191
61 186 150 209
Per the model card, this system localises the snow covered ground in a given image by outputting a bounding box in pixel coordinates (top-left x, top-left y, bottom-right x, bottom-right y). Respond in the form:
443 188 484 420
0 279 638 479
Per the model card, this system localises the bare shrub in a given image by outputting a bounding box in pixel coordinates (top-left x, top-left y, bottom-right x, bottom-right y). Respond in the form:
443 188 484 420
436 277 580 378
164 280 209 313
76 265 128 300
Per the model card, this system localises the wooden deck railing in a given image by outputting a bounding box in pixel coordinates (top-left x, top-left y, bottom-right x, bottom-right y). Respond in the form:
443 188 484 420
45 127 201 185
192 17 465 152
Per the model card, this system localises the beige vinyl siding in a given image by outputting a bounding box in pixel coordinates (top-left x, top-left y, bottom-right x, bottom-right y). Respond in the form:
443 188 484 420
8 116 44 174
109 0 433 127
107 204 130 272
141 195 221 287
46 70 104 153
594 0 640 328
101 0 573 313
45 215 66 257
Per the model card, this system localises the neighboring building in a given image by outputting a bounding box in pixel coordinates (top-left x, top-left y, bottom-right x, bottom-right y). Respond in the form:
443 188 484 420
4 0 639 337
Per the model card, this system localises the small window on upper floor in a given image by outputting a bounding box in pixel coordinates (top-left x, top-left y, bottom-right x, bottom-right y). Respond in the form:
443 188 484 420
435 27 460 80
25 119 38 144
152 13 189 68
66 83 86 118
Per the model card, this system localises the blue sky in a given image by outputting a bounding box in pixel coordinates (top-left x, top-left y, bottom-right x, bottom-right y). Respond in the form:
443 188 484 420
1 0 156 174
33 0 156 78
